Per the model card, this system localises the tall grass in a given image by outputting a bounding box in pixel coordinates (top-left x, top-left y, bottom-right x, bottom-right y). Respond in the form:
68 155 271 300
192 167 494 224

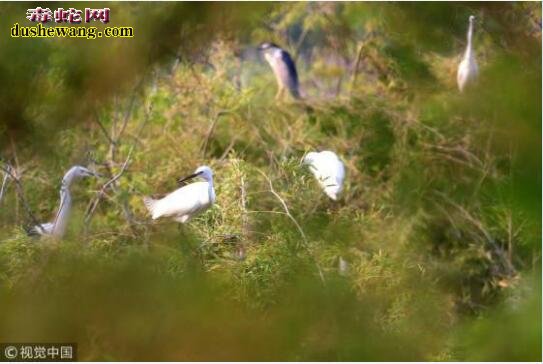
0 2 540 361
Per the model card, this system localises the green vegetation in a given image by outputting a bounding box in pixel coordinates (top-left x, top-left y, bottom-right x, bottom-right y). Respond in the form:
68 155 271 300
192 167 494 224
0 2 541 361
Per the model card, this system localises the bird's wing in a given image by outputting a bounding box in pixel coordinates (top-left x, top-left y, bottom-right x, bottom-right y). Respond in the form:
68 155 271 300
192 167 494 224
152 182 209 218
313 152 344 186
31 222 54 236
457 60 468 80
277 50 300 95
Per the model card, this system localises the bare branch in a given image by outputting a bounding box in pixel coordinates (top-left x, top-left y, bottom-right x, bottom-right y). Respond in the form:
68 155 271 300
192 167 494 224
292 26 309 62
93 111 116 145
0 167 10 206
84 146 134 226
0 163 42 230
200 110 234 158
118 78 145 139
218 138 237 162
84 96 154 232
257 168 325 284
350 40 367 95
434 191 516 276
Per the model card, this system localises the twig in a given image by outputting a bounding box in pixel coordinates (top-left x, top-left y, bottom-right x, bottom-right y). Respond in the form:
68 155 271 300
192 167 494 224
257 168 325 284
434 191 516 276
10 136 20 221
93 111 115 145
246 210 287 215
0 163 42 230
118 78 145 139
350 40 367 95
200 110 233 158
218 138 236 162
0 167 10 206
293 27 309 62
84 147 134 226
85 69 156 235
84 99 154 231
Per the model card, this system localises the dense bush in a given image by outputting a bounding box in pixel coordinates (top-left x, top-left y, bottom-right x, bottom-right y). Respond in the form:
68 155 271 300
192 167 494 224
0 2 540 361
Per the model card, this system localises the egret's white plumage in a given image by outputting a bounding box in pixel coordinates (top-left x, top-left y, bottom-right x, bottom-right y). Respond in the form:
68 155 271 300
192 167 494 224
457 15 478 92
303 151 345 201
143 165 215 223
31 165 98 238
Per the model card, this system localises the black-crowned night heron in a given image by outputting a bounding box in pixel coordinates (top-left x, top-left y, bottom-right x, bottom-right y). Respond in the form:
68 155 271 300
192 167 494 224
30 165 99 238
457 15 478 92
258 42 301 100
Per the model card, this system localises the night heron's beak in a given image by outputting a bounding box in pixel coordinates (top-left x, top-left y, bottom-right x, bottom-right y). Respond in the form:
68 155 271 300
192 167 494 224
178 171 203 185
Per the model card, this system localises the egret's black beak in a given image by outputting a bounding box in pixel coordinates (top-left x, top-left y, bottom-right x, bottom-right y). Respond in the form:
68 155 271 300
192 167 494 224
178 171 202 185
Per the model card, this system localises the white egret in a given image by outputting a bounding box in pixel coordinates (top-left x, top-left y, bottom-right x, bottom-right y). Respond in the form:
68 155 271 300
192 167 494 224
457 15 478 92
143 165 215 223
303 151 345 201
31 165 99 238
258 42 301 100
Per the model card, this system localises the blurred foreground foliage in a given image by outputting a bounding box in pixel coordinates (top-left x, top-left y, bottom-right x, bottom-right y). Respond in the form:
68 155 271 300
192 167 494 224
0 2 541 361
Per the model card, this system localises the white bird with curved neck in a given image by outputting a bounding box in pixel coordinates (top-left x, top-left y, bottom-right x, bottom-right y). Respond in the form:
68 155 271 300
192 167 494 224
31 165 99 238
457 15 479 92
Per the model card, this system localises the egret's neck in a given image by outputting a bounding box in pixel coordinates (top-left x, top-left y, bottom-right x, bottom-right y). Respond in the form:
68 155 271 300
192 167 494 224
206 178 215 202
62 169 79 187
465 21 474 59
52 185 72 237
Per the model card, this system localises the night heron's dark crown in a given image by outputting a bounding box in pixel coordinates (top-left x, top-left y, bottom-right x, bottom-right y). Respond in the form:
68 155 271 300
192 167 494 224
258 42 280 51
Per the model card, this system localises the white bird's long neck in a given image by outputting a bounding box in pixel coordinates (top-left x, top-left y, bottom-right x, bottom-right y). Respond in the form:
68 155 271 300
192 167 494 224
207 178 215 203
52 182 73 237
464 21 474 59
62 168 79 186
